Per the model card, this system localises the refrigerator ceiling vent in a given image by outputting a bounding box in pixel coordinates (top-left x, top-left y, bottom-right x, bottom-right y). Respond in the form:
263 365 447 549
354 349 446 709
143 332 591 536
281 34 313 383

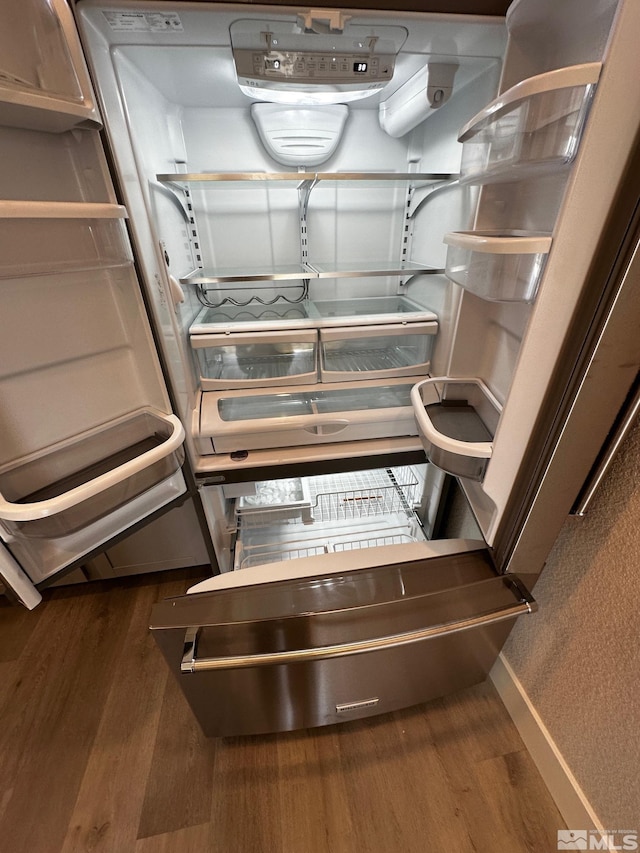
251 103 349 166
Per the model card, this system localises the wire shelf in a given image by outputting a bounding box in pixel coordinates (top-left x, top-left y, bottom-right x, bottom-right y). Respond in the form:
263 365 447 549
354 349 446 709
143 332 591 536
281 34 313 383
234 468 425 569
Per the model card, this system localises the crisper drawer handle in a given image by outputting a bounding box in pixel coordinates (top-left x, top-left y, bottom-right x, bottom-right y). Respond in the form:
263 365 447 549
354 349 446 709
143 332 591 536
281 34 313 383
0 414 185 522
180 579 537 672
410 380 494 459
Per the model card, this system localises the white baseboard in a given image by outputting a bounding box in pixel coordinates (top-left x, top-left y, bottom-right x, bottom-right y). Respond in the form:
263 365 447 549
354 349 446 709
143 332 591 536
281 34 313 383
490 653 603 831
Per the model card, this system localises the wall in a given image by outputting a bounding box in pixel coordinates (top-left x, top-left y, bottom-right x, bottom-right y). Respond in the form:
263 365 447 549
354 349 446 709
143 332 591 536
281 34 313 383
500 417 640 827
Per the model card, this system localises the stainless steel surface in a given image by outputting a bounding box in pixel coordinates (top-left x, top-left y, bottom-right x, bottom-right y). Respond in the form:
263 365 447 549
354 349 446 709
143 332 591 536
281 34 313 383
156 172 456 184
500 197 640 581
180 581 535 671
151 555 536 736
572 379 640 516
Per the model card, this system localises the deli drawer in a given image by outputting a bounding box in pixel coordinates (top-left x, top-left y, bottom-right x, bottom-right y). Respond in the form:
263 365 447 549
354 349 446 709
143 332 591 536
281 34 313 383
198 379 420 453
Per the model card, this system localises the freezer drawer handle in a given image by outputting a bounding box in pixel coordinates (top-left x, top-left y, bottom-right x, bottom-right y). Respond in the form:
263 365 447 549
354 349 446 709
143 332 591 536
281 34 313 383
180 577 536 672
0 413 185 522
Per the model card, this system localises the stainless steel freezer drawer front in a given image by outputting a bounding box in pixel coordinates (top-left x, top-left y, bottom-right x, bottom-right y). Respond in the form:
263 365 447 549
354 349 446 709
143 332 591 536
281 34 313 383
150 554 536 737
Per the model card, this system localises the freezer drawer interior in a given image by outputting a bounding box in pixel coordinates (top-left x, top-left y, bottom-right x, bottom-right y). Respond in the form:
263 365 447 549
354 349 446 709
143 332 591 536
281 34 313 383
202 461 482 575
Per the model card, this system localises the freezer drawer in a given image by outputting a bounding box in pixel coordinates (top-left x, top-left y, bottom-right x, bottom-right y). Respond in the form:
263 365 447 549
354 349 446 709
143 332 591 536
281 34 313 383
319 322 437 382
190 329 318 390
151 552 536 736
198 379 419 453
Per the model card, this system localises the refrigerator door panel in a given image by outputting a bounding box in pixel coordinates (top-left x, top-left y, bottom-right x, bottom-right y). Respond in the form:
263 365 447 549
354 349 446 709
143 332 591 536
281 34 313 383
0 0 190 597
151 552 536 736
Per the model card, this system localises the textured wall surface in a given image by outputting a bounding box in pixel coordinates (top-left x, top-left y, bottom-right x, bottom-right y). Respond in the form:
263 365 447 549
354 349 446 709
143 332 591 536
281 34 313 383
502 417 640 827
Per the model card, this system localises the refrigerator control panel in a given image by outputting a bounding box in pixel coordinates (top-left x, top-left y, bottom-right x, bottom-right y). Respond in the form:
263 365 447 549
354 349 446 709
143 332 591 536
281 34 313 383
233 49 396 86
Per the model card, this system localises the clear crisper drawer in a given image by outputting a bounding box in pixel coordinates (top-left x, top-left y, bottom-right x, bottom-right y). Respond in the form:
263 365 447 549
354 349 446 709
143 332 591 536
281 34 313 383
458 63 601 183
200 380 418 453
190 330 318 390
0 410 184 539
319 322 437 382
411 378 501 481
0 204 131 277
444 230 551 303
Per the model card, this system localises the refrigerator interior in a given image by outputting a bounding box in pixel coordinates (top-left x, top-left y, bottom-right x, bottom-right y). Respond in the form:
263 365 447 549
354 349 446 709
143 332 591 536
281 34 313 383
0 0 188 585
75 0 634 560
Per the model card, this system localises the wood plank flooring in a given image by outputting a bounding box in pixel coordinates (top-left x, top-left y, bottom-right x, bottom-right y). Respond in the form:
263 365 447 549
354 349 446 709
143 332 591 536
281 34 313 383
0 569 565 853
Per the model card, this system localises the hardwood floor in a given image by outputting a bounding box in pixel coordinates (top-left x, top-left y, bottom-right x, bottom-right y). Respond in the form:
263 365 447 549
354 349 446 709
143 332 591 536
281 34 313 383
0 569 565 853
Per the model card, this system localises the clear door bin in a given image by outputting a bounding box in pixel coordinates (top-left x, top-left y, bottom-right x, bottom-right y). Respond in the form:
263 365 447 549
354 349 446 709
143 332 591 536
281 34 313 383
0 203 131 277
190 330 318 390
457 63 602 183
0 0 100 132
0 410 184 538
411 378 501 481
444 230 552 302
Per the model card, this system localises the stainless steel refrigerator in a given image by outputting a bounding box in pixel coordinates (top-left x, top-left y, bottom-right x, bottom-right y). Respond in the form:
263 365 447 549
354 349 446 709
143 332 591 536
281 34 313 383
0 0 638 736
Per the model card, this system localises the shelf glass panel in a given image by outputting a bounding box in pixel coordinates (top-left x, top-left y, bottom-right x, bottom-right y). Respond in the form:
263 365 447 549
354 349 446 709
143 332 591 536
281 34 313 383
181 264 309 284
309 261 443 278
312 296 435 320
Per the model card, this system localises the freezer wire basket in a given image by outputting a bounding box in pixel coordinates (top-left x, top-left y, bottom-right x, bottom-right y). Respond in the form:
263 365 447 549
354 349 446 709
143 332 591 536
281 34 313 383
233 467 425 569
